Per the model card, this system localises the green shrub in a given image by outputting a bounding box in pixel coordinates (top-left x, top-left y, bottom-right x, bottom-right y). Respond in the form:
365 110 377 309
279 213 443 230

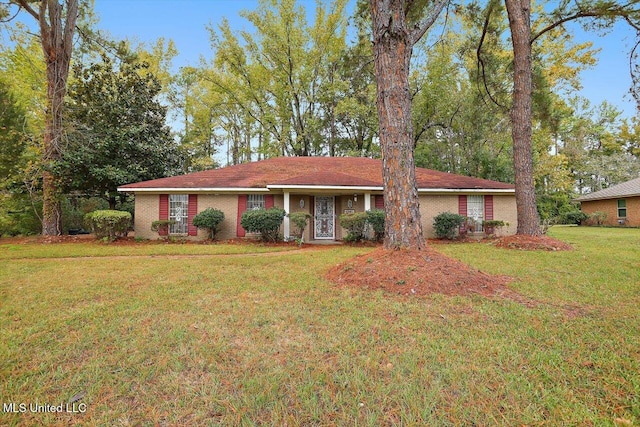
433 212 466 239
365 209 385 242
0 194 41 236
240 207 286 242
482 219 507 236
560 210 588 225
63 196 109 233
84 210 131 241
288 212 312 240
192 208 225 239
585 211 607 226
339 212 368 242
151 220 175 236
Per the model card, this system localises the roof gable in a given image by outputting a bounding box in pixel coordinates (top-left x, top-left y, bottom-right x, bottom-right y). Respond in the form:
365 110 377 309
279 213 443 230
118 157 514 191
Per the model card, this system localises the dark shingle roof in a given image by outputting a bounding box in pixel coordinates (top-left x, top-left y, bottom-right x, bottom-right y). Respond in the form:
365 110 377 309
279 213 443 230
575 176 640 201
118 157 514 191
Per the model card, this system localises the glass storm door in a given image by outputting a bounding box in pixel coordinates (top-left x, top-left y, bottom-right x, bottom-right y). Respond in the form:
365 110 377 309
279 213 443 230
169 194 188 234
314 196 335 239
467 195 484 232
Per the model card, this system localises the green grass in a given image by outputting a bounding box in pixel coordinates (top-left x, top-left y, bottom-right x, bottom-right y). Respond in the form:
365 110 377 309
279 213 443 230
1 227 639 425
0 240 296 260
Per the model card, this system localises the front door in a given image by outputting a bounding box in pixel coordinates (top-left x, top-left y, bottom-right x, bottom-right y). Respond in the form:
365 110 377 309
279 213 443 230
314 196 335 239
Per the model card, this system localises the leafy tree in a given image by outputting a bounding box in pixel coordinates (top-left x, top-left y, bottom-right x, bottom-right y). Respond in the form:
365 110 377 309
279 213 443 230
9 0 80 236
333 31 379 157
411 25 514 182
0 80 28 181
58 55 182 208
0 79 41 237
368 0 447 250
203 0 350 159
173 66 222 170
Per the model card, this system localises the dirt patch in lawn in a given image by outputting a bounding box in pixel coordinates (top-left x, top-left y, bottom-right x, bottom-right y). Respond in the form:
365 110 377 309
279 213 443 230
326 247 537 307
493 234 573 251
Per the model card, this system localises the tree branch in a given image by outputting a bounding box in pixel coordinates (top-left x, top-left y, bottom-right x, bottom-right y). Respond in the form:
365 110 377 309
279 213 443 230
475 0 509 110
531 3 640 44
0 3 22 23
531 10 603 44
63 0 78 50
12 0 39 20
410 0 448 45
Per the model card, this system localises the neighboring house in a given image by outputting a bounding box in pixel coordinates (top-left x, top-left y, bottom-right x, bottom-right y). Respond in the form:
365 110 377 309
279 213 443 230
575 176 640 226
117 157 517 241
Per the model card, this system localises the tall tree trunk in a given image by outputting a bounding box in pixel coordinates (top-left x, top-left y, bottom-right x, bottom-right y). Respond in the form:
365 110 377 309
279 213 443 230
505 0 541 235
17 0 79 235
369 0 443 250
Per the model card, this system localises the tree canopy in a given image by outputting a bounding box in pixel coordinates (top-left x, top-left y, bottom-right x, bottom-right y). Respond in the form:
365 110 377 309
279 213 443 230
57 55 182 208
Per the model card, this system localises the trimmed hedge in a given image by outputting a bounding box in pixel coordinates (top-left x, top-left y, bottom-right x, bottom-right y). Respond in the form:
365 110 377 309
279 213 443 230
433 212 466 239
84 210 131 241
339 212 368 242
241 207 286 242
192 208 225 239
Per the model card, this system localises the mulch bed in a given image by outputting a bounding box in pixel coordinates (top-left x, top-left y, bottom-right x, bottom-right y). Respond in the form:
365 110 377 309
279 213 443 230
326 246 537 306
492 234 573 251
327 235 572 304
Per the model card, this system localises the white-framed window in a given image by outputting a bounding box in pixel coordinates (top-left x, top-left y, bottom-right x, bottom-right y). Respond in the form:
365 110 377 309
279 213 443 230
169 194 188 234
618 199 627 218
467 195 484 232
247 194 265 211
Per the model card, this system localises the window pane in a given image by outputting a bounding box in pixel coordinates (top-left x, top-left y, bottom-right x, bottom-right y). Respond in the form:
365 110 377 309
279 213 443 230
618 199 627 218
169 194 188 234
247 194 265 210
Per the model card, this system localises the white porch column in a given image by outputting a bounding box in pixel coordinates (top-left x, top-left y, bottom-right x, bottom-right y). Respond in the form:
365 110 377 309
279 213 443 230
283 191 290 240
364 192 371 211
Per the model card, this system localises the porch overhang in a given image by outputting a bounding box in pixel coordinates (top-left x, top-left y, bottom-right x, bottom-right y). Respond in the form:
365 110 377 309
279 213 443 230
266 184 382 193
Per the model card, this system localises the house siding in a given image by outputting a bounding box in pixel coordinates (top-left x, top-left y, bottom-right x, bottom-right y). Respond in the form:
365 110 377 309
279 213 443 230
420 195 460 238
288 195 314 242
134 194 161 239
419 194 517 238
492 195 518 235
133 192 517 241
197 194 241 240
580 196 640 227
133 193 240 240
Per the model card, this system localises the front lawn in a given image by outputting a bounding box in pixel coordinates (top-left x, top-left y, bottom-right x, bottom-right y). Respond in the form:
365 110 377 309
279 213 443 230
1 226 638 425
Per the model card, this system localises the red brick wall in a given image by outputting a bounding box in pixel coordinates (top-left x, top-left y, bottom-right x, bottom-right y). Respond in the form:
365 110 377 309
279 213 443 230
580 196 640 227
